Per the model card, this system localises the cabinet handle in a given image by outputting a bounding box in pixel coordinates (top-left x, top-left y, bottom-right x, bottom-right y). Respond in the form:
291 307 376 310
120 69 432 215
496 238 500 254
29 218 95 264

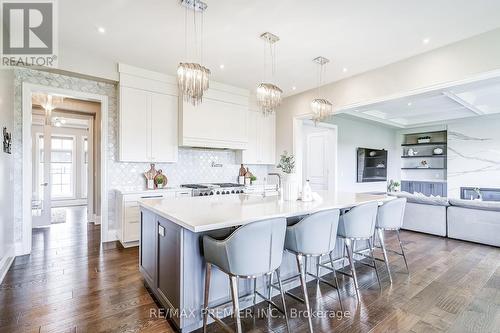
141 195 163 199
158 225 165 237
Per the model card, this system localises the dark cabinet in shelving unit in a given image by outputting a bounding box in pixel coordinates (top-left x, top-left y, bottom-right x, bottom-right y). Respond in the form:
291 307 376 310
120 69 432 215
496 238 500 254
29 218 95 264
357 148 387 183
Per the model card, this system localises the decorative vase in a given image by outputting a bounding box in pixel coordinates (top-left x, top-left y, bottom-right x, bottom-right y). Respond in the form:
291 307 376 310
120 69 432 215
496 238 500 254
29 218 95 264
282 173 299 201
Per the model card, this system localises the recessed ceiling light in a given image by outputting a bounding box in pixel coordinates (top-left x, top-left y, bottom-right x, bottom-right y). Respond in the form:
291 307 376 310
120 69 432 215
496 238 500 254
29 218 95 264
97 26 106 34
292 86 296 91
422 38 430 45
342 68 348 73
407 102 413 107
219 64 225 69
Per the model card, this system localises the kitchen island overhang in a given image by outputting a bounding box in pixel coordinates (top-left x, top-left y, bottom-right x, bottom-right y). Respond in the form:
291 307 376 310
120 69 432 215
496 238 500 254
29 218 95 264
138 192 393 332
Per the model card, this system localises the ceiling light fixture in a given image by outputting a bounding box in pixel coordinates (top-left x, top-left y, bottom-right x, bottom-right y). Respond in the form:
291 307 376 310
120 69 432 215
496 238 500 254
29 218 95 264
256 32 282 116
219 64 225 69
343 67 348 73
97 26 106 34
177 0 210 106
311 56 333 124
422 38 430 44
407 102 413 107
292 86 297 91
32 93 64 125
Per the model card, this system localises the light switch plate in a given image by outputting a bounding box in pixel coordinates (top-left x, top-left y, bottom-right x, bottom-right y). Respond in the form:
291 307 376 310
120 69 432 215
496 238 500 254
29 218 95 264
158 225 165 237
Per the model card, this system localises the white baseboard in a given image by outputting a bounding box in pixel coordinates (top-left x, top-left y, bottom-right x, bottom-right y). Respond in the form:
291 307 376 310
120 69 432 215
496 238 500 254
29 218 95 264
0 246 15 284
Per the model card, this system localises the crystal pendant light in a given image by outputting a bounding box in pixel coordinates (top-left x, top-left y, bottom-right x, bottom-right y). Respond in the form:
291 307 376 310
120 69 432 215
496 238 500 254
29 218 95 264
257 32 282 115
177 0 210 106
311 56 333 124
32 93 64 124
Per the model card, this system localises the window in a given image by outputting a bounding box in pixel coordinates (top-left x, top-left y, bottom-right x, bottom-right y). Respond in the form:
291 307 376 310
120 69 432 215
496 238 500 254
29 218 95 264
49 136 75 198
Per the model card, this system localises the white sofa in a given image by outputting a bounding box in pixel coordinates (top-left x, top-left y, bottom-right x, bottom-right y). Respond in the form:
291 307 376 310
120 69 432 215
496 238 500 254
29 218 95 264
390 192 448 236
447 199 500 247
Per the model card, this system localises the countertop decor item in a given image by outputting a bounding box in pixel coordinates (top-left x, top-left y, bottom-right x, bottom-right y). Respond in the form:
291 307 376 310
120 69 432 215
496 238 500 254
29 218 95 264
277 151 298 200
256 32 282 115
144 163 157 190
154 170 168 189
3 127 12 154
387 179 401 192
177 0 210 105
311 56 333 124
433 147 444 155
301 180 313 202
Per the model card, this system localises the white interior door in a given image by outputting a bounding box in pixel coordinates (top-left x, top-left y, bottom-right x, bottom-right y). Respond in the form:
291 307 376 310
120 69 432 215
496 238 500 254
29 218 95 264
305 131 330 191
32 125 52 227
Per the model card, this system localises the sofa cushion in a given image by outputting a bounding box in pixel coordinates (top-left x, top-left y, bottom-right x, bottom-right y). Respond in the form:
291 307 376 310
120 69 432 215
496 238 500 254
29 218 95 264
390 191 449 206
448 198 500 212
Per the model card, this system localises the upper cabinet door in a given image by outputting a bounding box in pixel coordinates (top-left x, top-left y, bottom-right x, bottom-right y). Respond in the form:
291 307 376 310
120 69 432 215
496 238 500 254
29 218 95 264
238 111 276 165
120 87 149 162
150 92 178 163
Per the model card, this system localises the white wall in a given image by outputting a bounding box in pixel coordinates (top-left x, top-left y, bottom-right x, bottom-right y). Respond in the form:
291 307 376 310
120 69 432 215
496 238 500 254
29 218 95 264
0 69 15 278
324 115 398 193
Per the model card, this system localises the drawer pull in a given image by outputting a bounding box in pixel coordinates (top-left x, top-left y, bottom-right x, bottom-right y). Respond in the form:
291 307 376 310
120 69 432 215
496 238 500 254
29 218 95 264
141 195 163 199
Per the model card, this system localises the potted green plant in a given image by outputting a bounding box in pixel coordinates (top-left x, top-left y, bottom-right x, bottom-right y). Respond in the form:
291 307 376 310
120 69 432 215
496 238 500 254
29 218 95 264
387 179 401 193
277 151 298 201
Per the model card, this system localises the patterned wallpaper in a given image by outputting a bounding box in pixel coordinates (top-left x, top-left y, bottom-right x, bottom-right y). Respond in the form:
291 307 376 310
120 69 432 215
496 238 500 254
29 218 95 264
12 68 269 243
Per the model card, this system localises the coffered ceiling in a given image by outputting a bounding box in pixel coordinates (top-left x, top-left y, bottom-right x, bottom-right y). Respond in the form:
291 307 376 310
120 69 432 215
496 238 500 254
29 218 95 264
59 0 500 94
339 75 500 128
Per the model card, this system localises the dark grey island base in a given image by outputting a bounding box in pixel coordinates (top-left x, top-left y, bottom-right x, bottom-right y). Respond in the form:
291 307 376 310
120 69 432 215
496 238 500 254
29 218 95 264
140 209 346 332
138 192 392 332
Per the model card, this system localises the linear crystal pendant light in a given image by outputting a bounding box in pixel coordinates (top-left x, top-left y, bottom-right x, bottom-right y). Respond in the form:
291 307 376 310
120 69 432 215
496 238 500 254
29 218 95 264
257 32 282 115
311 56 333 124
177 0 211 106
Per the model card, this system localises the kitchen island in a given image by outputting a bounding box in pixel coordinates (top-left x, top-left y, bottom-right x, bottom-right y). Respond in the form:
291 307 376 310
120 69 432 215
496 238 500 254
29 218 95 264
138 192 393 332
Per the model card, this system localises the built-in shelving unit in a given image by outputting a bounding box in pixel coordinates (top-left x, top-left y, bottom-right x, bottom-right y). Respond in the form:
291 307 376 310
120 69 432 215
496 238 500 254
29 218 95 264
400 130 447 196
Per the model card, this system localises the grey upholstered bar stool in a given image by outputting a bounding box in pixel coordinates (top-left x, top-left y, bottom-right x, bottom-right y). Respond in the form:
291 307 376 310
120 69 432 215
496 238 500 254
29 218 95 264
202 218 288 333
281 209 342 333
375 198 409 283
337 201 381 301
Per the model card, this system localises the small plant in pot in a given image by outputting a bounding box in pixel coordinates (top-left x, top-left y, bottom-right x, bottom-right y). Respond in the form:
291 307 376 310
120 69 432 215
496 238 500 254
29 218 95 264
277 151 298 201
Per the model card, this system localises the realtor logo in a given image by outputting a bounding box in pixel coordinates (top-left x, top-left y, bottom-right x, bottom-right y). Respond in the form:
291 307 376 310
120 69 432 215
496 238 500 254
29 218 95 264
1 0 58 67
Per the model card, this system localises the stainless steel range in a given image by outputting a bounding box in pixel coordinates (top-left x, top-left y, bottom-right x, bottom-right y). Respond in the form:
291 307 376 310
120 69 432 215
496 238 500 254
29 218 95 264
181 183 245 197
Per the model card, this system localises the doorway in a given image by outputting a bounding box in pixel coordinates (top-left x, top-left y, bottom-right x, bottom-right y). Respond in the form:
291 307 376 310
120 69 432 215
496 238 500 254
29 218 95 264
293 117 338 193
21 83 109 255
31 101 96 227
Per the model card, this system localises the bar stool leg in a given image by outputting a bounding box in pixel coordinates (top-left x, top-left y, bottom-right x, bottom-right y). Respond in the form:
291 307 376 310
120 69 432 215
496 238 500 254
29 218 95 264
297 254 314 333
268 271 274 310
377 228 393 283
397 230 410 273
342 240 347 269
252 277 257 314
276 268 290 333
344 238 360 301
230 276 242 333
316 256 321 286
329 252 344 312
368 238 381 289
203 263 211 333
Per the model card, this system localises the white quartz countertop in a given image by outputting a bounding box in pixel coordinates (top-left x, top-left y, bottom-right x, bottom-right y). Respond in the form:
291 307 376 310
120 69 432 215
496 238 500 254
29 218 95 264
114 187 190 195
138 191 394 233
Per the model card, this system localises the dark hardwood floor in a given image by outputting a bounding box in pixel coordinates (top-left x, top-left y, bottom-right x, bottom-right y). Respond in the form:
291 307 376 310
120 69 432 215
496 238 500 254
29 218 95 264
1 207 499 332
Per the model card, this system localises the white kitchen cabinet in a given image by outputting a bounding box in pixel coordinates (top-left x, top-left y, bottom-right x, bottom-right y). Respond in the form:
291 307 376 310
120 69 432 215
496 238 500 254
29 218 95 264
119 64 178 163
238 110 276 165
179 82 250 150
120 87 149 162
115 188 192 247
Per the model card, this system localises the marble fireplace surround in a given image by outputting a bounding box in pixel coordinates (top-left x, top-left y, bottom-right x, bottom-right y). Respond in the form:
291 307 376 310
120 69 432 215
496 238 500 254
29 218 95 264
12 69 269 248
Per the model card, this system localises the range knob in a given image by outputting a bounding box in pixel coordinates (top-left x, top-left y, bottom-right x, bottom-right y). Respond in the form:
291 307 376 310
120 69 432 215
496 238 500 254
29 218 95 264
209 192 214 195
216 191 220 195
203 193 209 196
198 193 204 196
